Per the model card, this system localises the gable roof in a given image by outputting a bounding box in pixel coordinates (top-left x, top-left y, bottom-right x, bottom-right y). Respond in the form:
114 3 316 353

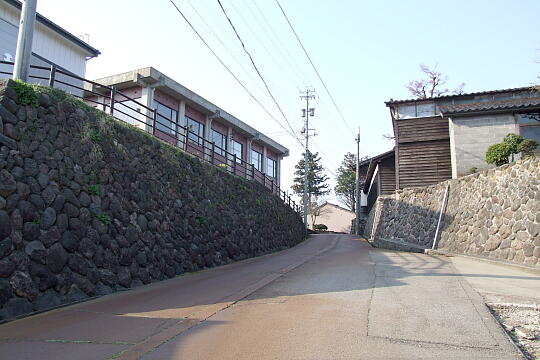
362 149 395 194
385 86 536 106
439 96 540 116
316 202 355 214
5 0 100 57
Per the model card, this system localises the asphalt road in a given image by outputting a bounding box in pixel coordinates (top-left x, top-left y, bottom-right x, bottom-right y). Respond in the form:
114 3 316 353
0 234 522 359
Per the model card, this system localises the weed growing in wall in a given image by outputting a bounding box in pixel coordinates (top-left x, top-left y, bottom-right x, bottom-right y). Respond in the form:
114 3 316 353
96 214 112 225
88 184 100 196
14 80 38 106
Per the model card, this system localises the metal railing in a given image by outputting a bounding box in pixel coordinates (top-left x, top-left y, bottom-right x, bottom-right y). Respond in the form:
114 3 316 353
0 61 300 214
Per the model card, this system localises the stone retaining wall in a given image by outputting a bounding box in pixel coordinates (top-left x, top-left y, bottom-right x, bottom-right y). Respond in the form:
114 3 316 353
369 156 539 267
0 80 305 321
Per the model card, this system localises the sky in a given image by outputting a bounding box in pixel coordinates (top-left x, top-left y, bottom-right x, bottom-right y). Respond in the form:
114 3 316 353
36 0 540 207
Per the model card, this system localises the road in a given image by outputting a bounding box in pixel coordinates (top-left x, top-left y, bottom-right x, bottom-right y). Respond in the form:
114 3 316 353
0 234 522 359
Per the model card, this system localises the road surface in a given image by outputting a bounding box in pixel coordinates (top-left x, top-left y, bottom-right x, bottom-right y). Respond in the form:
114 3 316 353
0 234 521 359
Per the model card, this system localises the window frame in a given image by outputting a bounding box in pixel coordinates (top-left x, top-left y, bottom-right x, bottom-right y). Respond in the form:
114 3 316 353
232 140 243 163
153 100 178 135
186 116 205 146
518 113 540 150
210 129 227 155
266 157 277 178
250 149 263 171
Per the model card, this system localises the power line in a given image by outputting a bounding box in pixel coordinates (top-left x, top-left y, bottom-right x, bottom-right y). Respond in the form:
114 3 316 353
225 0 300 91
168 0 302 145
244 0 311 88
215 0 300 141
274 0 355 136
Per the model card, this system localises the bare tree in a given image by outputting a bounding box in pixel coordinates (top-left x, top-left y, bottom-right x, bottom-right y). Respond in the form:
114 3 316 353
308 197 330 228
406 64 465 99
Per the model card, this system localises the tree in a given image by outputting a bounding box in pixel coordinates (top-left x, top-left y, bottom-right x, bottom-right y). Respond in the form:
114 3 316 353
406 64 465 99
485 133 539 166
291 151 330 200
307 197 330 228
334 152 368 211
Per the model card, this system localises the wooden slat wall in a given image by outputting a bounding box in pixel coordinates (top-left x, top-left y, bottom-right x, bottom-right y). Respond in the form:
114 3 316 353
397 116 449 143
398 140 451 188
379 156 396 195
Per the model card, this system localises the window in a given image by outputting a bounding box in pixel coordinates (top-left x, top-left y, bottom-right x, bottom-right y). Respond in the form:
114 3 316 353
250 149 262 171
232 140 243 163
186 117 205 146
210 129 226 155
153 101 177 134
266 157 276 178
518 114 540 148
114 100 141 126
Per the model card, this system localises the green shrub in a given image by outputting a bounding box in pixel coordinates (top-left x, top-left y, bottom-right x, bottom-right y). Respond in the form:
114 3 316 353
313 224 328 231
14 80 38 107
486 133 538 166
518 138 539 157
486 143 512 166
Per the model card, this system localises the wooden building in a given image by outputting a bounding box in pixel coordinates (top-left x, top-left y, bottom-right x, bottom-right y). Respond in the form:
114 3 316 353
385 87 540 186
359 149 395 214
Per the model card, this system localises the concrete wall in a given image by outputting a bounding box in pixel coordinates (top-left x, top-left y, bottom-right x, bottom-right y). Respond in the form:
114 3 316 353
310 204 355 233
368 156 539 267
449 114 518 178
0 79 305 321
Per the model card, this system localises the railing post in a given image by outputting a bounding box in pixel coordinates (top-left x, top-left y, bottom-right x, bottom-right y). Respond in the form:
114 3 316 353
152 108 157 135
271 179 274 193
211 142 215 164
184 127 188 151
251 164 255 180
233 154 237 174
48 65 56 88
109 86 116 116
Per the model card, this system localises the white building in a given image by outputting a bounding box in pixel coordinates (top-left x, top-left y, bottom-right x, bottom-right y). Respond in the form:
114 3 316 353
0 0 100 89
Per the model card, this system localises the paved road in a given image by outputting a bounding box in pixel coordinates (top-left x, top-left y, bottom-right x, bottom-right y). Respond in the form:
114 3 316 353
0 235 521 359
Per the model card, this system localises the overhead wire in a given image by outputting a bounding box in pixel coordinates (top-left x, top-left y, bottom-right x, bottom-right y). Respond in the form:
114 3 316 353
168 0 303 146
274 0 355 137
215 0 301 142
241 0 308 89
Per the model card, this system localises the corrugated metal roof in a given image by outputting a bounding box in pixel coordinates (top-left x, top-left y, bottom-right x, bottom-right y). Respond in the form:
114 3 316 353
439 97 540 115
385 86 536 105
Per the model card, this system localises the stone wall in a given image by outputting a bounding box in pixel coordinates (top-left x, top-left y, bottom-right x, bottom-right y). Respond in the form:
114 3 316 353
0 80 305 321
370 156 539 267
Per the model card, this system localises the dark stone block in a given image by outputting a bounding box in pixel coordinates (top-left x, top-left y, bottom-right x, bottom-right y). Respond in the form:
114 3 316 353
0 210 11 239
2 297 33 320
61 231 79 252
47 243 68 274
9 271 38 300
0 258 16 278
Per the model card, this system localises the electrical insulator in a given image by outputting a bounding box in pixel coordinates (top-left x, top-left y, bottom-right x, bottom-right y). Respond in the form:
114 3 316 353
309 108 315 116
301 109 306 117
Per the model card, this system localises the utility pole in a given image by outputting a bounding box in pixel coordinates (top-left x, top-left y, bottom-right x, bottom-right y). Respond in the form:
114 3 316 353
355 127 361 235
13 0 37 82
300 89 315 230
